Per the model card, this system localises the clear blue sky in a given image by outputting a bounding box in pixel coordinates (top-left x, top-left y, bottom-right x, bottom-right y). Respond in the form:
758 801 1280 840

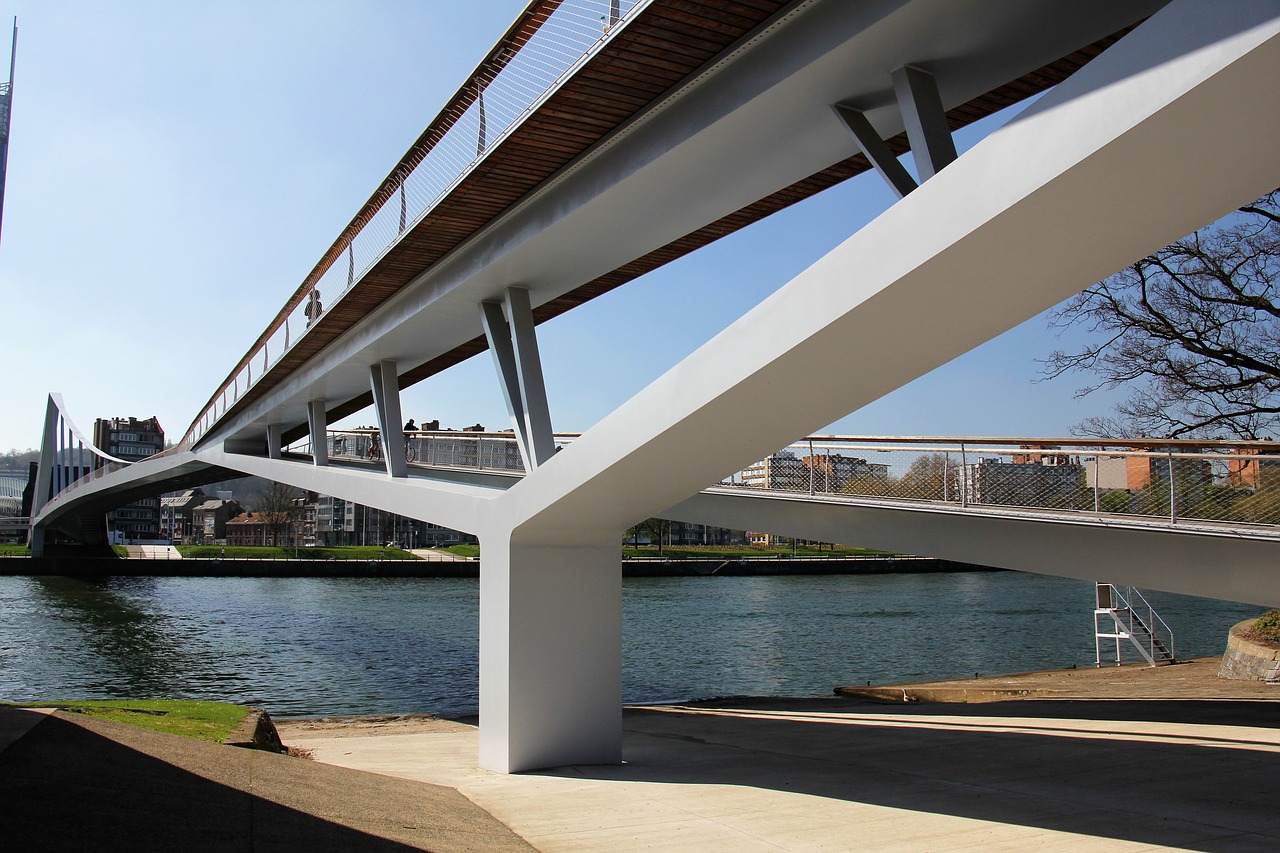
0 1 1130 453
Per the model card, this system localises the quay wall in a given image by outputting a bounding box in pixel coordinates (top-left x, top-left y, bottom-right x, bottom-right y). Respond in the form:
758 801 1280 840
0 556 1001 578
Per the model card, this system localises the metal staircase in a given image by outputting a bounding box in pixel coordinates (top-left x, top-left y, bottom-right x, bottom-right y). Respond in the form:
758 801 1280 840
1095 583 1176 667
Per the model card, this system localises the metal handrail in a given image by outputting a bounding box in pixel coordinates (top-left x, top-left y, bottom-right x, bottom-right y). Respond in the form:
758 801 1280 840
721 435 1280 533
1125 585 1175 662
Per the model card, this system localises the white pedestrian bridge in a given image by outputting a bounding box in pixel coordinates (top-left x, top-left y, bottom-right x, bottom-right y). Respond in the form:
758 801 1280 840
24 0 1280 771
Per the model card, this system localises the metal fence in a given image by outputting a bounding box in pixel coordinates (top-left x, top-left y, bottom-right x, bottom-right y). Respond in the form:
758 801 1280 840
301 429 578 475
715 437 1280 532
185 0 645 447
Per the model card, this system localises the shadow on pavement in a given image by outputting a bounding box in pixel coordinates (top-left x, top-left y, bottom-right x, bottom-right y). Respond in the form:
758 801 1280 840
561 698 1280 851
0 707 531 853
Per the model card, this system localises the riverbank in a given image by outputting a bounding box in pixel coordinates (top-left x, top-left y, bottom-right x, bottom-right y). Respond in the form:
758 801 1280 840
0 554 1000 577
834 655 1280 703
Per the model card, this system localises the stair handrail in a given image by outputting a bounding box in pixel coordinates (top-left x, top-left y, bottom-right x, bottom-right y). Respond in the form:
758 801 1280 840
1095 582 1175 666
1125 584 1175 663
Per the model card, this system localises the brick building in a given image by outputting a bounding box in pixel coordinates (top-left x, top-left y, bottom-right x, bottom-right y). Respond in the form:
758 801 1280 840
93 416 164 541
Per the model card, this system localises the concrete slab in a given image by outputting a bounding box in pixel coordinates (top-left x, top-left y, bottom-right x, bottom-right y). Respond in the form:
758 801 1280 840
283 663 1280 852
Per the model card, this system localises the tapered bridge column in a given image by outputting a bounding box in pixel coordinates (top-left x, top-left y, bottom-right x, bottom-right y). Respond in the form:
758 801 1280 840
892 64 956 181
308 400 329 466
481 287 556 470
479 528 622 773
370 360 407 478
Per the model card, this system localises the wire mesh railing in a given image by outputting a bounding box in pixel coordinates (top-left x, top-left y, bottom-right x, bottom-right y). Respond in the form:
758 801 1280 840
184 0 646 448
714 436 1280 533
289 431 1280 536
289 429 579 475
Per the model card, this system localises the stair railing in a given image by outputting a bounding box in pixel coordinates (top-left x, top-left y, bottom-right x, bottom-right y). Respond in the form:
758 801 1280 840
1126 585 1174 664
1095 582 1175 667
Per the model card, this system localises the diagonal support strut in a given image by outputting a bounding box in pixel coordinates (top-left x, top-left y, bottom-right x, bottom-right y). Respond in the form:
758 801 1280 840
480 287 556 470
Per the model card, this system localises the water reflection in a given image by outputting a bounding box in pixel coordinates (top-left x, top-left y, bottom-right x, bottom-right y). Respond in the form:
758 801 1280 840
0 573 1262 717
11 576 200 699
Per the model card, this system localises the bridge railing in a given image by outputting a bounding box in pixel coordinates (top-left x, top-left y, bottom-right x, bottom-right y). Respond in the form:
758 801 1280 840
289 429 578 473
716 437 1280 533
293 431 1280 533
184 0 645 448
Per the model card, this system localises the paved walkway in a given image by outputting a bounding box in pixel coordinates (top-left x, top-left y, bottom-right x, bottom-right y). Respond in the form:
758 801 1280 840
283 659 1280 852
122 544 182 559
409 548 475 562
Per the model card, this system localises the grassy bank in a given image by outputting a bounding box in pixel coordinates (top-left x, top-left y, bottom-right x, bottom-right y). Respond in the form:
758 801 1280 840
622 545 897 559
437 544 898 559
435 545 896 558
10 699 251 743
178 545 418 560
8 542 895 561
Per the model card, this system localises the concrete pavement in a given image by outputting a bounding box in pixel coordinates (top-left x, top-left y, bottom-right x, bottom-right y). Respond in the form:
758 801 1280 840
284 660 1280 852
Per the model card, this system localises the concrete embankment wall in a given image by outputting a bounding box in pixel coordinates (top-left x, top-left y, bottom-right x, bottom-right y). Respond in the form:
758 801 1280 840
0 556 1001 578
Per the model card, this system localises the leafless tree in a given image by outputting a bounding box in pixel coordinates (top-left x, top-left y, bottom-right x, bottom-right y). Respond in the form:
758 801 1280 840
1043 191 1280 439
253 481 302 547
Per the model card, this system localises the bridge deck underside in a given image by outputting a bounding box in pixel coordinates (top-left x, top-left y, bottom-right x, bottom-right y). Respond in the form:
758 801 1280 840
202 0 1134 447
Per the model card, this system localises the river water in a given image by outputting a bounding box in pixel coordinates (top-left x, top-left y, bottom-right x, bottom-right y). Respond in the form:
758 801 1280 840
0 572 1260 717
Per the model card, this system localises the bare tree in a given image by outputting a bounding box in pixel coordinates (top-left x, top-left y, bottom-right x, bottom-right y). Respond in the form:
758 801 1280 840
253 481 302 547
894 453 958 501
632 517 672 554
1043 191 1280 439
